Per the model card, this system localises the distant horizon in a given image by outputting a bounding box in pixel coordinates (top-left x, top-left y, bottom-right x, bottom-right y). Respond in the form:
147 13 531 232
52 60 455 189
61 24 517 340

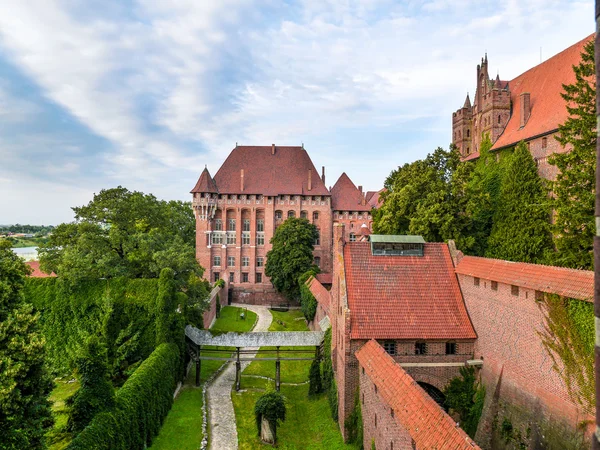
0 1 593 224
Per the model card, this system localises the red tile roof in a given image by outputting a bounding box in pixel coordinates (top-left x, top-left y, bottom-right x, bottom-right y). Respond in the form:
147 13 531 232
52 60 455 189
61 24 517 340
307 276 331 312
206 146 329 196
330 173 371 212
26 261 56 278
455 256 593 301
492 34 593 150
191 166 218 193
315 272 332 285
365 188 385 209
356 340 480 449
344 242 476 340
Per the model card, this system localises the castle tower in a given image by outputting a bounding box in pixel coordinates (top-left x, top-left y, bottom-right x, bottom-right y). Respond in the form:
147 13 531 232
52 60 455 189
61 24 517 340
191 166 219 276
452 93 473 157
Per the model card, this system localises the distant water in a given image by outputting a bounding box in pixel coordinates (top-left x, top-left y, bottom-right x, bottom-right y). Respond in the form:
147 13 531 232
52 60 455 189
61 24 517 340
12 246 38 261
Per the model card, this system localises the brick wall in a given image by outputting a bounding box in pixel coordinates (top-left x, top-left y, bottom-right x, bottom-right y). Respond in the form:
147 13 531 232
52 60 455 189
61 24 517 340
458 273 591 445
202 285 224 329
359 367 414 450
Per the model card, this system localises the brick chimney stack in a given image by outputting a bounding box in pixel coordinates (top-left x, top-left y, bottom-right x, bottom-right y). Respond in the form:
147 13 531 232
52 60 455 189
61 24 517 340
308 169 312 191
271 143 275 155
322 166 326 184
240 169 244 191
519 92 531 128
358 185 362 193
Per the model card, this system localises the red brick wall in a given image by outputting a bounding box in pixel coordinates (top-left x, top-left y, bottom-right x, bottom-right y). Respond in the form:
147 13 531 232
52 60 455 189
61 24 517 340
202 286 224 329
332 210 373 242
359 366 414 450
458 273 591 442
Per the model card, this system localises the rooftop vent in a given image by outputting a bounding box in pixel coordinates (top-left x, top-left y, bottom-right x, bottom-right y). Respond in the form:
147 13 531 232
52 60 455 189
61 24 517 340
369 235 425 256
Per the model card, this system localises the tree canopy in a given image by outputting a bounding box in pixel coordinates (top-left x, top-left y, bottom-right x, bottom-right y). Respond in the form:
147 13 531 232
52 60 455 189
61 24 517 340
265 218 318 300
0 241 54 449
549 40 596 270
39 186 202 285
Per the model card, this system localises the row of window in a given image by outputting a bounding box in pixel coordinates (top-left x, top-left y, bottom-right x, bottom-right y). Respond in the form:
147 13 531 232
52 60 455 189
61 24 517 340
214 218 263 232
213 256 264 267
275 211 320 220
473 276 543 300
213 272 263 283
212 232 265 246
382 341 457 356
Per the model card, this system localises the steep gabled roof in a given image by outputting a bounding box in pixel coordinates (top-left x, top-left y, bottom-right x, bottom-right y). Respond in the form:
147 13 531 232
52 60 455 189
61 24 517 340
211 146 329 196
190 166 218 193
307 276 331 312
26 261 56 278
330 173 371 212
455 256 593 301
344 242 476 340
365 188 385 208
492 33 593 150
356 340 480 449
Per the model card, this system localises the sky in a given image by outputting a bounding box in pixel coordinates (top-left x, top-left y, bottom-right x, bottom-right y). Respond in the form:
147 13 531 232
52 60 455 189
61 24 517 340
0 0 593 225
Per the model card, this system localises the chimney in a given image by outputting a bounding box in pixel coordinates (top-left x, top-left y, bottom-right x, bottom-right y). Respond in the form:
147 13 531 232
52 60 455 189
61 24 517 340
519 92 531 128
321 166 326 184
358 185 363 193
271 143 275 155
308 169 312 191
240 169 244 191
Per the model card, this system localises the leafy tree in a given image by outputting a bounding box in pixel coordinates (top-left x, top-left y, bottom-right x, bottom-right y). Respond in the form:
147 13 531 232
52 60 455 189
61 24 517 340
374 146 473 250
464 134 503 256
155 268 178 346
66 336 115 433
444 366 485 438
298 269 319 322
39 187 202 285
549 40 596 269
185 274 211 328
486 142 552 263
0 241 54 449
254 391 286 444
265 218 318 300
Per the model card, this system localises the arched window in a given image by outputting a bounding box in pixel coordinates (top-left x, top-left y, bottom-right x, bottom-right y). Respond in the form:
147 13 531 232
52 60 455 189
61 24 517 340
300 210 308 219
313 211 319 221
287 210 295 219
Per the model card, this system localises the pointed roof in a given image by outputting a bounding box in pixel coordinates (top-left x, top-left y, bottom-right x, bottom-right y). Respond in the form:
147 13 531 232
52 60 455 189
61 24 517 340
463 93 471 108
365 188 385 208
330 172 371 212
491 33 593 150
190 166 218 193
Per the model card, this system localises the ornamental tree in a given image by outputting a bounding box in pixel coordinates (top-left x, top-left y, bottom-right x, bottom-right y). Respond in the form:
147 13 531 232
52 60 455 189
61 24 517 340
0 240 54 449
255 391 286 444
549 40 596 269
265 218 318 300
486 142 553 263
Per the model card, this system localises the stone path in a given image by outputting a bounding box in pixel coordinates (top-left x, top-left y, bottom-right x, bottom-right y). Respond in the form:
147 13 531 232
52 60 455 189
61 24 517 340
207 304 272 450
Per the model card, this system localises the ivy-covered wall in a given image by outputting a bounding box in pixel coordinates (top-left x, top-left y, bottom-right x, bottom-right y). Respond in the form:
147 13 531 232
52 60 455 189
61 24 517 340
24 277 160 378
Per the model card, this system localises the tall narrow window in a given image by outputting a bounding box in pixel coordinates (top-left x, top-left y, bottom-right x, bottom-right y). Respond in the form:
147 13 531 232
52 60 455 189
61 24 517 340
243 219 250 231
229 272 234 283
214 219 223 231
242 257 249 267
415 342 427 355
446 342 457 355
275 210 282 220
257 219 264 232
212 233 223 245
256 257 264 267
542 137 547 149
313 211 319 221
213 272 220 283
288 211 295 218
255 273 262 283
242 232 250 245
227 256 235 267
228 218 236 231
511 285 519 296
314 256 321 268
256 234 264 246
227 233 236 245
213 256 221 266
300 211 308 219
491 281 498 291
242 273 249 283
474 277 480 287
314 229 320 246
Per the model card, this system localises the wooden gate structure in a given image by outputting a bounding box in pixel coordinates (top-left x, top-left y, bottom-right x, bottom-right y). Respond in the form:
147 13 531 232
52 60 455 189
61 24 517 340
185 326 325 391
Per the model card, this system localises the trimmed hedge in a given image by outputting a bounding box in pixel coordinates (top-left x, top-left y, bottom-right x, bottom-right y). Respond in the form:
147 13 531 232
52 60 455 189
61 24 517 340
66 343 180 449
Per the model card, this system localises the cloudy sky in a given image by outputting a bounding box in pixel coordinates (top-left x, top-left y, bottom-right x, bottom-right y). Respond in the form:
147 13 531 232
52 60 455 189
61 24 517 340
0 0 593 225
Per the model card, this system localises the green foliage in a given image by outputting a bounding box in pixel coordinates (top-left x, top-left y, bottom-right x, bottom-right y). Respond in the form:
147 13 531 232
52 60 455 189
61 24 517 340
66 343 180 450
155 268 178 346
265 218 318 300
299 270 319 322
550 40 596 270
254 391 286 442
23 277 160 379
344 389 363 448
214 278 225 288
66 337 115 433
216 294 221 319
38 186 202 285
308 359 323 397
320 328 338 422
374 146 475 251
185 274 211 328
0 224 55 235
486 142 552 263
0 241 54 449
539 294 594 411
443 366 485 438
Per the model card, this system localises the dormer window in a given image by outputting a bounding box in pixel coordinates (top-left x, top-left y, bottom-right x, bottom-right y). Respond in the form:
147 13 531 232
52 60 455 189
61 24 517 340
370 235 425 256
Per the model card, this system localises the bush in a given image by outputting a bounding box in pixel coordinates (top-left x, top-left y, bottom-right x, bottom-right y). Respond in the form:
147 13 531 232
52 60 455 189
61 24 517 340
320 328 338 421
254 391 287 443
66 343 180 450
444 366 485 438
308 358 322 396
345 389 363 447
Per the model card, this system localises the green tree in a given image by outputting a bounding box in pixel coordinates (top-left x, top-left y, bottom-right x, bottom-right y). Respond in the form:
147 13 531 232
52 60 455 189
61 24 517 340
265 218 318 300
550 40 596 269
155 268 178 346
464 134 503 256
444 366 485 438
254 391 286 444
308 358 322 397
66 336 115 433
486 142 552 263
39 187 202 285
0 241 54 449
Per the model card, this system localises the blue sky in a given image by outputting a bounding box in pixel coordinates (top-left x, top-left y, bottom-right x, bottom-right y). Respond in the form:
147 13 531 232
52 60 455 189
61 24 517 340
0 0 593 224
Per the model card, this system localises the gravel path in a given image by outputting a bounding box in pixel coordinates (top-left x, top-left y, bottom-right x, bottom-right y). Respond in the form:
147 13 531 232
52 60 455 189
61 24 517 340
206 304 272 450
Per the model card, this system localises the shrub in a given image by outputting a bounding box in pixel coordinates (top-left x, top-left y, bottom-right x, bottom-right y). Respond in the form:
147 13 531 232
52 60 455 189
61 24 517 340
308 358 323 396
254 391 286 443
345 389 363 447
444 366 485 438
66 343 180 450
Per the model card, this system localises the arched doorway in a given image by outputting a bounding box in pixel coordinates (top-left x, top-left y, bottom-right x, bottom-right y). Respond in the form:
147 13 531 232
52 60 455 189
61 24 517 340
417 382 446 409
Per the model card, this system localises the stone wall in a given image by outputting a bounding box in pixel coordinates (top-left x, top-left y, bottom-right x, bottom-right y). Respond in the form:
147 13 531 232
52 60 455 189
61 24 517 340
202 285 224 329
458 273 592 448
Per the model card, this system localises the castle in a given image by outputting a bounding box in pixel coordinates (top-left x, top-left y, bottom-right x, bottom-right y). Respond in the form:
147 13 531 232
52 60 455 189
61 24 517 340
452 34 593 180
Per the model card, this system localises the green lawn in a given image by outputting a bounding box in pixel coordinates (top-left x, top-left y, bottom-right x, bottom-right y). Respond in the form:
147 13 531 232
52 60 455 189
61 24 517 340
150 306 257 450
234 310 351 449
47 378 80 450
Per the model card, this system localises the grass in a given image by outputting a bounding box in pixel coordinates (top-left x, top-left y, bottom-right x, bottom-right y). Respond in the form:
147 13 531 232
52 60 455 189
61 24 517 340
150 306 257 450
47 378 80 450
233 310 352 449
